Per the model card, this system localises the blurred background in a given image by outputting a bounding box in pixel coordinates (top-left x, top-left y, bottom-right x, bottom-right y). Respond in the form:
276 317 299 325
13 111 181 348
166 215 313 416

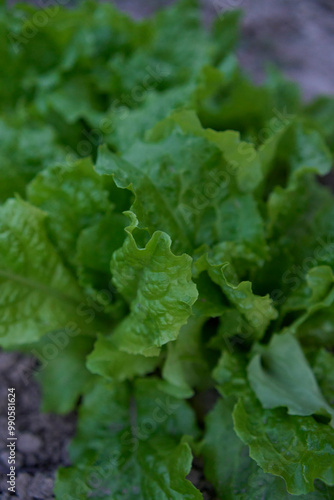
105 0 334 100
8 0 334 100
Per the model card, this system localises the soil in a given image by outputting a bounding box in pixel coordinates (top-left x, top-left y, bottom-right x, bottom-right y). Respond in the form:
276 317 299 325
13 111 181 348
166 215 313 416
1 0 334 499
0 352 75 499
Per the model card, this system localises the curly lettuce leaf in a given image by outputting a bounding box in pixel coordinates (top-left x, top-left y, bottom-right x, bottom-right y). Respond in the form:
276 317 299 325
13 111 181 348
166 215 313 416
75 211 128 317
233 393 334 495
201 398 333 499
35 334 95 414
27 158 111 266
260 121 331 185
254 123 334 301
213 350 249 398
54 378 202 500
162 315 213 398
194 249 277 341
96 113 266 256
310 349 334 408
109 212 198 356
282 266 334 316
86 334 159 381
0 199 86 348
106 6 241 150
148 109 263 193
214 349 334 495
0 116 64 203
248 332 334 423
283 274 334 347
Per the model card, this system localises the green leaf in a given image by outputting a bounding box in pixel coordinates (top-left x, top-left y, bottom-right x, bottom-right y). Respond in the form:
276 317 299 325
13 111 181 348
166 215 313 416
76 212 127 285
149 109 263 193
258 124 334 294
162 268 227 396
195 250 277 341
35 334 95 414
281 266 334 319
86 334 159 381
233 393 334 495
248 332 334 422
162 315 212 397
0 199 85 348
293 309 334 350
201 398 334 500
196 64 275 136
106 82 196 152
220 274 277 341
54 378 202 500
283 280 334 344
305 96 334 148
75 211 128 315
105 0 235 151
213 351 249 398
27 158 111 266
0 116 64 203
110 212 198 356
307 266 334 304
284 266 334 315
209 309 250 351
254 122 334 300
255 173 334 303
40 75 104 126
96 114 266 255
260 121 332 184
310 349 334 408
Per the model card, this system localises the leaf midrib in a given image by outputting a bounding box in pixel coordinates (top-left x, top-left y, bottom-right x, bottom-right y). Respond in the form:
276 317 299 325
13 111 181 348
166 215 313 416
0 268 80 307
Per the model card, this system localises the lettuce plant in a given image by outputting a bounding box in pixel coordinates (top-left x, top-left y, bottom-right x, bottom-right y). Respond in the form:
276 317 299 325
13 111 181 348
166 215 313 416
2 1 334 498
